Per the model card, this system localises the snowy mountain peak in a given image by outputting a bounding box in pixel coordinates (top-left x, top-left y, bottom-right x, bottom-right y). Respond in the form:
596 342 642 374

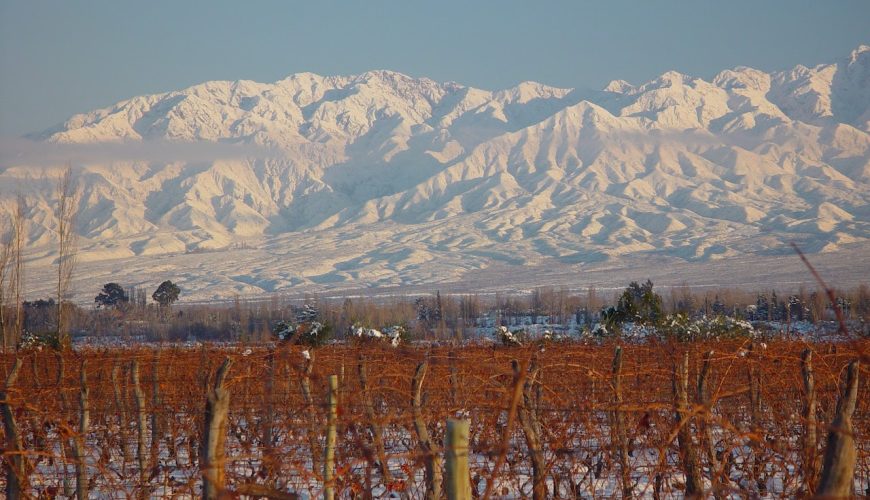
642 70 694 90
4 45 870 299
712 67 770 91
850 44 870 63
604 79 634 93
497 81 572 103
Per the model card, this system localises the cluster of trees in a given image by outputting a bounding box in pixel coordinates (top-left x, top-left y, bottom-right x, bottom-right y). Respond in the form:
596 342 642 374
601 280 664 327
744 288 869 323
93 280 180 309
593 280 870 340
595 281 759 340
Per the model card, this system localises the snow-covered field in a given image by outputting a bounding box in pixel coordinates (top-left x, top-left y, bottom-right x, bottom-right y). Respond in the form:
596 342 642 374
16 238 870 304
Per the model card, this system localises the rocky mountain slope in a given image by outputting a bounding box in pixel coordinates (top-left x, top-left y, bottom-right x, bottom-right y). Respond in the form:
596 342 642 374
2 46 869 299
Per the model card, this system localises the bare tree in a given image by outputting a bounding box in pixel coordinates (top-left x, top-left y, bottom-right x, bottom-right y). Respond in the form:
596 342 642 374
10 195 26 347
56 166 79 345
0 216 12 349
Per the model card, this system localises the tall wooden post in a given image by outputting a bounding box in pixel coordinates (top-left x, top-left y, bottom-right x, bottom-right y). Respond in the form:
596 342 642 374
1 358 28 499
817 361 859 497
746 342 764 491
514 358 546 500
57 353 73 497
358 355 392 484
263 349 276 477
323 374 338 500
800 349 818 493
150 350 163 475
698 350 723 499
611 346 632 498
300 350 322 475
111 361 131 470
72 359 90 500
131 360 149 493
412 361 442 500
445 418 471 500
201 358 232 500
674 351 703 497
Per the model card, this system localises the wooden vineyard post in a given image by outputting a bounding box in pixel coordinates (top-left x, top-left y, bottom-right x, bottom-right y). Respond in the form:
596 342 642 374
264 349 275 455
1 358 28 499
131 360 149 494
111 361 131 470
201 357 232 500
449 349 459 408
800 348 818 493
300 350 322 475
610 346 632 499
323 374 338 500
412 361 442 500
746 342 765 492
150 350 163 476
698 350 723 500
57 353 74 497
70 359 90 500
513 358 547 500
260 348 277 482
673 351 703 497
445 418 471 500
358 355 393 485
816 361 860 497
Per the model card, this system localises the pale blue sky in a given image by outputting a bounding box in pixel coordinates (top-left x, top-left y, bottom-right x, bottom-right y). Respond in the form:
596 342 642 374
1 1 868 136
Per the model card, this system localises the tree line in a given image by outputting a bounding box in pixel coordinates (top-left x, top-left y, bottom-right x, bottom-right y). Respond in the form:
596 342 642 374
4 280 866 349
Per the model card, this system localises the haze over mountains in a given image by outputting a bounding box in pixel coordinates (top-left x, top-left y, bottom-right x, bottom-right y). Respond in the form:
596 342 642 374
2 45 869 300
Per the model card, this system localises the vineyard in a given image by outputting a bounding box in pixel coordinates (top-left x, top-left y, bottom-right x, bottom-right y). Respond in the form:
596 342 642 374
1 339 867 498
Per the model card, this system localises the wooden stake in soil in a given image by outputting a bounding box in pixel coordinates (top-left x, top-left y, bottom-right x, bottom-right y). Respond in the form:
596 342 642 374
358 355 393 484
610 346 632 499
1 358 28 499
514 358 547 500
412 361 443 500
201 357 233 500
746 342 766 493
111 361 131 469
816 361 860 497
449 349 459 408
300 349 322 476
800 348 818 493
150 349 164 468
673 351 703 497
262 348 276 480
57 352 74 497
131 360 149 493
72 359 90 500
150 350 163 477
323 374 339 500
445 418 472 500
698 350 723 500
264 349 275 453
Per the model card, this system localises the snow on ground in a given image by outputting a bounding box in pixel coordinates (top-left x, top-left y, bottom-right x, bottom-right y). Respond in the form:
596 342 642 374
16 238 870 305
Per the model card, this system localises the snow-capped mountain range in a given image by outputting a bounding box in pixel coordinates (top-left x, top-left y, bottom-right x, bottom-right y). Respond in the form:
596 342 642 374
2 46 869 300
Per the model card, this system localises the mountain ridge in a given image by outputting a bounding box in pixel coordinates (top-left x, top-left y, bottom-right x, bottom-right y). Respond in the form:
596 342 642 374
2 45 869 299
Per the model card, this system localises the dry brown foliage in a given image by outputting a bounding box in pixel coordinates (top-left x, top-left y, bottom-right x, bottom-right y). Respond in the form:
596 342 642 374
0 340 867 497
